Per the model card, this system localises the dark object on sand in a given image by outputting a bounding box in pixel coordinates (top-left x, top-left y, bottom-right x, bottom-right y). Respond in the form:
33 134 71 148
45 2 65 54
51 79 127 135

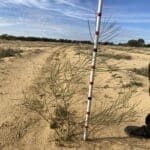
125 64 150 138
125 114 150 138
125 125 150 138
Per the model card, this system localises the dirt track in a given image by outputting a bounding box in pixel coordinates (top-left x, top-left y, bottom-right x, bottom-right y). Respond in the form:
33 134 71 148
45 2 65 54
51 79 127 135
0 43 63 149
0 50 48 123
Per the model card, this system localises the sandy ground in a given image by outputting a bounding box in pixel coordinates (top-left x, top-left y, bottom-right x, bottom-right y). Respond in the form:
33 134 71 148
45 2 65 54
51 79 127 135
0 41 150 149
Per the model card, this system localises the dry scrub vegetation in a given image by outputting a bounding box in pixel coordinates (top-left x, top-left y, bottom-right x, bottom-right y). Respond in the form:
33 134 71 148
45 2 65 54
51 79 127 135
0 41 149 149
23 47 139 147
132 66 148 77
23 50 89 145
0 48 23 59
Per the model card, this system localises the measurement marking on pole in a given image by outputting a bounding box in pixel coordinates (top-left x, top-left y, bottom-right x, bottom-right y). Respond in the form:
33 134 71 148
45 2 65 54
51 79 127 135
88 97 92 100
87 112 90 115
97 12 102 16
89 81 94 85
91 66 96 69
85 126 89 129
95 31 99 36
93 48 97 52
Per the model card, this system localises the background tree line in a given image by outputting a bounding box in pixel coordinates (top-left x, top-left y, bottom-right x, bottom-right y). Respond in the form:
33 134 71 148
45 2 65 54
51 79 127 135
0 34 149 47
0 34 92 44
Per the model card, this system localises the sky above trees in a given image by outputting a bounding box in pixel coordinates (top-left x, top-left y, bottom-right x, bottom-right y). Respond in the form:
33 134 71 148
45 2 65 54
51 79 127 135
0 0 149 43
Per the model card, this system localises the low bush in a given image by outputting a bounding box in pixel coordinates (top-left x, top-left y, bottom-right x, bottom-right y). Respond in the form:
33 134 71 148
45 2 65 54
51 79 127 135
99 53 132 60
0 48 23 59
132 67 148 77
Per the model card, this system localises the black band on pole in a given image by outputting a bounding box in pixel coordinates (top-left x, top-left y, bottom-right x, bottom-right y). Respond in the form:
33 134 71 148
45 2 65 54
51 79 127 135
88 97 92 101
90 81 94 85
93 48 97 52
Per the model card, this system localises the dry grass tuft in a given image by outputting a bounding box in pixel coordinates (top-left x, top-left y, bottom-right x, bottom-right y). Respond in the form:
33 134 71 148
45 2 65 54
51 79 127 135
99 53 132 60
132 67 148 77
0 48 23 59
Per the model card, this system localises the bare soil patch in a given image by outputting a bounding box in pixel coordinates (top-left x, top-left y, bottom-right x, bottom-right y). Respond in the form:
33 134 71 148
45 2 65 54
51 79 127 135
0 42 150 149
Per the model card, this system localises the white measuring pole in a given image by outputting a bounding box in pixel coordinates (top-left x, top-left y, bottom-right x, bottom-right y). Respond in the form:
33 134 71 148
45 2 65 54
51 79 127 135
83 0 103 141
